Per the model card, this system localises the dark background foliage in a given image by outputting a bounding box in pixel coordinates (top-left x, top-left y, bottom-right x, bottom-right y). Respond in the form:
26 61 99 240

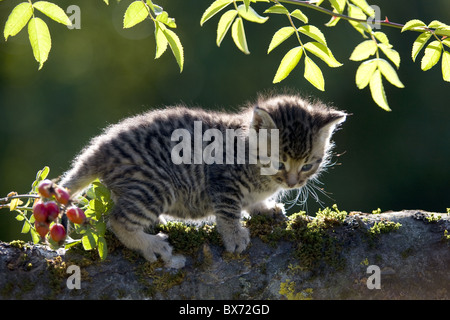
0 0 449 241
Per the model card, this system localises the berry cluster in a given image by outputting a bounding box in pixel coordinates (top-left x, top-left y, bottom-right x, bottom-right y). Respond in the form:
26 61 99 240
33 179 86 245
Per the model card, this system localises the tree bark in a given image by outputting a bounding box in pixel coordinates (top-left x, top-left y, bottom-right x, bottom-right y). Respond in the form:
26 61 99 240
0 210 449 300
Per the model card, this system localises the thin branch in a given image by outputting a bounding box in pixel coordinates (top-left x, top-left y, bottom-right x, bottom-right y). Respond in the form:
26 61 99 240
276 0 448 36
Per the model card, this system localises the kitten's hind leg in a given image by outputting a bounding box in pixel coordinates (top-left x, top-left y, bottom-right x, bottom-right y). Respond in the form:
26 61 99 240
108 207 185 269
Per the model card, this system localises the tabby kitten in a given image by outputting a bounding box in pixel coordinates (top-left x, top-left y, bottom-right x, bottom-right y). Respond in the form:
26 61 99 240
60 94 346 268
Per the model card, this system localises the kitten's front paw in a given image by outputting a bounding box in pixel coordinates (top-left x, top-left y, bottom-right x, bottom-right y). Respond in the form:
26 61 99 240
142 232 183 267
221 226 250 254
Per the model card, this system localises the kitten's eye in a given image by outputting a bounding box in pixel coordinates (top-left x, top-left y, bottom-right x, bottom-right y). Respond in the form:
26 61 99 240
301 164 313 172
277 162 285 170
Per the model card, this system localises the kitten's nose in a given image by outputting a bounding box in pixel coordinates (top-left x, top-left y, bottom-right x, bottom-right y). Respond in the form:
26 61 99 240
286 173 298 188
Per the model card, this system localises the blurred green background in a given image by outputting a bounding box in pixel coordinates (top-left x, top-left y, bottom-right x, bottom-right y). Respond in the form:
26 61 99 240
1 0 449 241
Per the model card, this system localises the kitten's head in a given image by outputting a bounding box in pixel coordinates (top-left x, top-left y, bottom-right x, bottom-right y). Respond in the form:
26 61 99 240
250 94 346 189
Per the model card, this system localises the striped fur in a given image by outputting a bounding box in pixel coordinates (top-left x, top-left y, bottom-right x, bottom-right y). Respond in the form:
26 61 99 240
59 94 346 268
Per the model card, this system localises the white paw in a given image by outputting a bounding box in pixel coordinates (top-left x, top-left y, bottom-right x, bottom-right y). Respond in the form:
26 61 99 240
222 225 250 254
142 232 174 263
166 254 186 269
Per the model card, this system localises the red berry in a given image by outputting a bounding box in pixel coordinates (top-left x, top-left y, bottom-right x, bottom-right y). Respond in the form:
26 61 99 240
38 179 54 198
54 187 70 206
33 201 49 223
66 206 86 225
35 222 50 238
50 223 66 243
45 201 60 222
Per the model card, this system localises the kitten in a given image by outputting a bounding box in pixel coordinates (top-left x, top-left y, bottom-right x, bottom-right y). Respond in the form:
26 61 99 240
59 94 346 268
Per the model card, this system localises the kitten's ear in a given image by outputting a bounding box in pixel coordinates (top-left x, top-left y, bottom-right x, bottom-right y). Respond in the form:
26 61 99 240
317 110 347 140
320 110 347 131
251 107 278 131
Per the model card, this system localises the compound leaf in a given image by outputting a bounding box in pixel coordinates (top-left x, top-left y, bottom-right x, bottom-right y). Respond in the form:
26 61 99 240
349 40 377 61
442 50 450 82
378 43 400 68
200 0 233 26
123 0 149 29
267 26 295 54
369 69 390 111
355 59 377 89
297 25 327 46
237 4 268 24
303 41 342 67
4 2 33 40
401 19 426 32
231 17 250 54
412 32 432 62
273 46 302 83
291 9 308 24
217 9 238 46
264 4 289 15
162 28 184 72
329 0 346 13
421 40 442 71
304 56 325 91
377 58 404 88
349 0 374 17
154 22 168 59
28 17 51 70
33 1 72 26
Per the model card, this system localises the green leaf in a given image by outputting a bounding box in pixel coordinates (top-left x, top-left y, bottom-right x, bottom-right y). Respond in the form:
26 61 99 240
154 22 168 59
82 232 98 251
291 9 308 24
273 46 302 83
231 17 250 54
28 17 51 70
216 10 238 46
349 0 375 17
442 50 450 82
155 11 176 28
377 59 404 88
303 41 342 67
200 0 233 26
33 1 72 26
30 228 40 244
325 12 341 27
4 2 33 40
347 4 369 37
21 220 31 234
428 20 450 30
369 69 390 111
297 25 327 46
97 237 108 261
304 56 325 91
162 28 184 72
15 213 25 221
237 4 268 24
355 59 377 89
243 0 251 11
411 32 432 62
442 38 450 49
329 0 346 13
267 26 295 54
421 40 442 71
32 166 50 192
264 4 289 15
401 19 426 32
378 43 400 68
349 40 377 61
123 0 149 29
373 31 390 46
